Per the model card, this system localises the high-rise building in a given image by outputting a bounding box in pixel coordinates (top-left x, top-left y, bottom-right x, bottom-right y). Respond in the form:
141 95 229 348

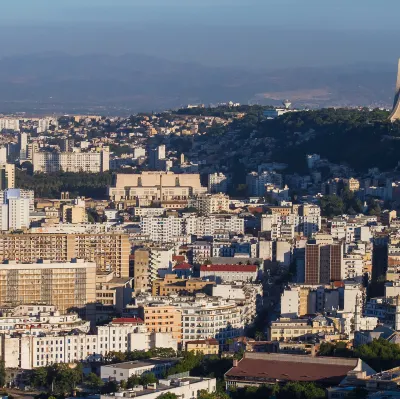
208 172 229 194
0 119 20 132
27 142 39 161
0 259 96 312
304 242 343 284
61 198 87 223
5 189 30 230
0 164 15 190
18 132 28 160
390 58 400 122
60 138 75 152
37 118 51 133
0 148 7 164
0 233 130 277
134 248 151 292
149 145 166 170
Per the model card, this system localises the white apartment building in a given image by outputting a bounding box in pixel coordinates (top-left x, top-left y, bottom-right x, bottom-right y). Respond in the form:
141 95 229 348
0 305 90 336
0 189 31 230
101 358 178 382
33 149 110 173
100 377 216 399
190 193 230 215
134 207 165 217
133 147 146 159
211 283 263 324
0 188 34 211
140 217 185 243
0 318 177 369
261 213 321 237
7 197 30 230
343 254 364 282
140 215 244 243
178 297 244 343
0 119 20 132
149 247 174 282
208 172 228 194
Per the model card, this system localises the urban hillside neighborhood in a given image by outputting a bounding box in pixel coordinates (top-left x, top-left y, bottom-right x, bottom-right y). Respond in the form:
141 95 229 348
1 99 400 399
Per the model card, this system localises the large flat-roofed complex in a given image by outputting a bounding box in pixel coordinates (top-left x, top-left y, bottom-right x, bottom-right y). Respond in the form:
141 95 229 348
33 149 109 173
0 233 130 277
108 172 206 201
0 259 96 312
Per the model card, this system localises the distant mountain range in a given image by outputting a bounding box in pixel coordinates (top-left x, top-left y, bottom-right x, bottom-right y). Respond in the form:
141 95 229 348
0 53 396 114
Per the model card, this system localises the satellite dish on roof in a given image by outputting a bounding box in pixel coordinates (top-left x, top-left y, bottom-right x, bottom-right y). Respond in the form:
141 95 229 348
283 100 292 109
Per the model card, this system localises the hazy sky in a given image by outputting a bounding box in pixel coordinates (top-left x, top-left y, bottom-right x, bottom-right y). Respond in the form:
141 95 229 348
1 0 400 68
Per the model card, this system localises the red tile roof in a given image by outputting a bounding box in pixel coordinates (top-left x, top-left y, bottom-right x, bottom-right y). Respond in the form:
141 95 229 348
111 317 144 324
200 264 257 272
174 263 192 270
173 255 186 262
225 354 358 385
186 339 219 346
332 281 345 288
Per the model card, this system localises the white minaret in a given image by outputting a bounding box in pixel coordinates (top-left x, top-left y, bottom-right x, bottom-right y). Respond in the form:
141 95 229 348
395 295 400 331
354 293 362 332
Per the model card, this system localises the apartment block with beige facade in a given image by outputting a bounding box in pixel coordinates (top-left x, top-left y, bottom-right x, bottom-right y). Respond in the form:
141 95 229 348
0 233 130 277
108 171 206 201
134 248 151 293
0 259 96 313
185 338 219 355
269 316 335 341
152 274 214 296
189 193 230 215
138 303 182 343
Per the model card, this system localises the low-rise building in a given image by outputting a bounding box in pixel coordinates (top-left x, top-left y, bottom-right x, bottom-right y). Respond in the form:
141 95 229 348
100 358 178 382
185 339 219 355
101 377 216 399
224 352 375 389
199 264 258 283
269 316 335 341
152 274 214 296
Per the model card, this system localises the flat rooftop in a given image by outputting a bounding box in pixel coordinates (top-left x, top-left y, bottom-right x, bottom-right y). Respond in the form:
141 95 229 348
103 377 212 398
102 358 177 370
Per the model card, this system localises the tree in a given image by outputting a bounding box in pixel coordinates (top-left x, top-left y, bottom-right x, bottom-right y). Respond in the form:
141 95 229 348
156 393 178 399
355 338 400 371
320 195 344 218
30 368 49 389
277 382 325 399
0 361 6 388
101 380 119 394
85 373 104 392
140 373 157 386
127 375 141 388
198 390 229 399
